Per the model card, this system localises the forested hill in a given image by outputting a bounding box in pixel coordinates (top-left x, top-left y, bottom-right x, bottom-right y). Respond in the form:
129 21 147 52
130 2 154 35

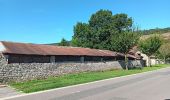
140 27 170 35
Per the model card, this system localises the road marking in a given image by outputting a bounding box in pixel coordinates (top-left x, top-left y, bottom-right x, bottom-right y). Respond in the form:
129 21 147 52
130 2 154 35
72 91 81 93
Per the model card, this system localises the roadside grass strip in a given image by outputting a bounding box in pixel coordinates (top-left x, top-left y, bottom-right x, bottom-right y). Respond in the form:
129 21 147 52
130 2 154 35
10 64 170 93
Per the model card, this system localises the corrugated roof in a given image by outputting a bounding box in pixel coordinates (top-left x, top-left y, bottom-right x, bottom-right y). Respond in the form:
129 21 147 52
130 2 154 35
0 41 115 56
0 41 136 58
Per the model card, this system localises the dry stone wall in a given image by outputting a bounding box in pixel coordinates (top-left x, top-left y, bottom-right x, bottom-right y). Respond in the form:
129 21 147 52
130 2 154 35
0 55 144 83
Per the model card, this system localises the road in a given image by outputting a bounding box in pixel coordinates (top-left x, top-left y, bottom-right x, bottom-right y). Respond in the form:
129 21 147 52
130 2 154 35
2 67 170 100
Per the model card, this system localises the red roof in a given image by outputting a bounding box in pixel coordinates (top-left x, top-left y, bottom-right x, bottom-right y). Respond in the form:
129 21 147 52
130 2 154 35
0 41 136 58
0 41 115 56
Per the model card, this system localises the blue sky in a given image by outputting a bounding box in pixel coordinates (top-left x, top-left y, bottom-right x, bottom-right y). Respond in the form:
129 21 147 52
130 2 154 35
0 0 170 44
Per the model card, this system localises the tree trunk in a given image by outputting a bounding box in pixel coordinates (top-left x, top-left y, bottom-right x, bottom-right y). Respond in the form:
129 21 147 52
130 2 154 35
164 57 166 64
125 54 128 70
148 56 151 67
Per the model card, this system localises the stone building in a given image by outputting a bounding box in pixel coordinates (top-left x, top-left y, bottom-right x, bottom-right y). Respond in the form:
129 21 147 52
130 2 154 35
129 46 163 66
0 41 143 83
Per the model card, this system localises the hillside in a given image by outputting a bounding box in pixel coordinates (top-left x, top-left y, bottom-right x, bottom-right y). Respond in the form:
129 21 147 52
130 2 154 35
141 32 170 43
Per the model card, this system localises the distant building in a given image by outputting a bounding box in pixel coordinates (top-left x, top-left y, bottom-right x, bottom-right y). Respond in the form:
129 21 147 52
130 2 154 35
129 46 163 66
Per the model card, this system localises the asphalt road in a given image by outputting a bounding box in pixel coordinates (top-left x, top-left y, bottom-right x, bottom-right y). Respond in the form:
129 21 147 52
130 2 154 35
3 67 170 100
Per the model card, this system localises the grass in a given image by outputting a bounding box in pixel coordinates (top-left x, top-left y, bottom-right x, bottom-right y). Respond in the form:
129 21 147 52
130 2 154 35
10 64 170 93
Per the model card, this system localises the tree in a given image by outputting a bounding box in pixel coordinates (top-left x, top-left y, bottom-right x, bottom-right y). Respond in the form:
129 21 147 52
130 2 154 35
88 10 114 49
72 23 93 48
158 43 170 63
58 38 70 46
112 14 133 33
111 31 139 70
72 9 133 50
138 35 162 67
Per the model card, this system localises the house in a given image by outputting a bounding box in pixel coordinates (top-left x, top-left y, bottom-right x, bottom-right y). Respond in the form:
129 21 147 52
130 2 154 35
129 46 163 66
139 53 164 66
0 41 144 83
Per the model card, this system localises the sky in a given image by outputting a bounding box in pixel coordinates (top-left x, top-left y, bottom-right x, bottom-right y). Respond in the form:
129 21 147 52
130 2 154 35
0 0 170 44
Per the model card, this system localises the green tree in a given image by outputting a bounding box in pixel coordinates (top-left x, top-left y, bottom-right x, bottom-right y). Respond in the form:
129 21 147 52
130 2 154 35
58 38 70 46
112 14 133 33
158 43 170 63
72 23 93 48
88 10 114 49
72 9 133 50
138 35 162 66
111 31 139 70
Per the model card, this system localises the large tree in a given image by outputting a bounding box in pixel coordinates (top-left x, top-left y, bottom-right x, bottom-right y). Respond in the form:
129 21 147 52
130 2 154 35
138 35 162 66
111 31 139 70
72 9 133 50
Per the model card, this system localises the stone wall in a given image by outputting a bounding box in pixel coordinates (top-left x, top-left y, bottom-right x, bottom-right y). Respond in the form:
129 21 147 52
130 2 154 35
0 55 145 83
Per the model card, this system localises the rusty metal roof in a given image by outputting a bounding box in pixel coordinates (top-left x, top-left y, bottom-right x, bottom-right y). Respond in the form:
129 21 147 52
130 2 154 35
129 46 142 60
0 41 136 58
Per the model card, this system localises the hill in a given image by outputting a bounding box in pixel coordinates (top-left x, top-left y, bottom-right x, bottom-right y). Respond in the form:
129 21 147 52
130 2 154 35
140 32 170 43
139 27 170 43
140 27 170 35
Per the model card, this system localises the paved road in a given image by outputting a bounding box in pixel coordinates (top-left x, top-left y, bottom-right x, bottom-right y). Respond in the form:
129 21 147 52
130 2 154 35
0 86 22 99
3 67 170 100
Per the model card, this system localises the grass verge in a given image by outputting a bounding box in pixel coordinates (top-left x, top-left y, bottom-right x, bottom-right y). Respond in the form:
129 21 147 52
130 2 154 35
10 64 170 93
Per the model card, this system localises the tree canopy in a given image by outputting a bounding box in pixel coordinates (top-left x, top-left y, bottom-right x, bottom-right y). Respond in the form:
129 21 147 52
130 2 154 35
138 35 162 66
72 9 133 50
138 35 162 56
157 43 170 62
111 31 139 54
